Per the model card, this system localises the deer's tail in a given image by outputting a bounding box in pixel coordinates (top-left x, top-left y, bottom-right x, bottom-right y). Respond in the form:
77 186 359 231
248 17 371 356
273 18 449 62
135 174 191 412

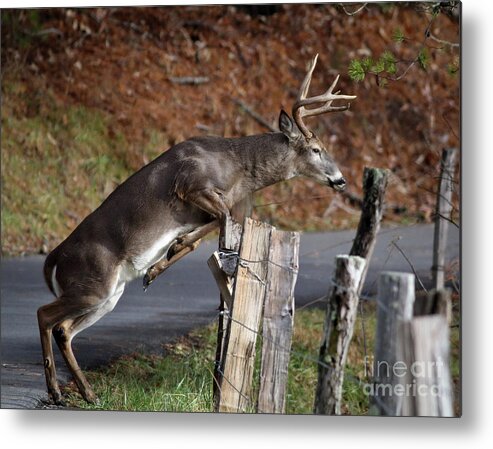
43 247 59 297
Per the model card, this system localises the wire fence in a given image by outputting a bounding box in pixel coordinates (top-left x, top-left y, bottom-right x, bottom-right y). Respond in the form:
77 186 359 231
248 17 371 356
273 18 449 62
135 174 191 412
209 154 459 414
209 234 458 414
211 251 374 412
210 307 366 413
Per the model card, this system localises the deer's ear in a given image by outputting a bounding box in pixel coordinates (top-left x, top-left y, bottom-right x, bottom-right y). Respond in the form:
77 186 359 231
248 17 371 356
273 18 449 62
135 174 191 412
279 110 301 140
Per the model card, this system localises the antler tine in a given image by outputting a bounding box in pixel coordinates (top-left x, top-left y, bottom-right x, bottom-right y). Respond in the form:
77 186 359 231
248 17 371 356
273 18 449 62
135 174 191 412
295 75 357 109
293 54 320 138
297 53 319 102
292 55 357 139
300 87 355 117
327 74 340 95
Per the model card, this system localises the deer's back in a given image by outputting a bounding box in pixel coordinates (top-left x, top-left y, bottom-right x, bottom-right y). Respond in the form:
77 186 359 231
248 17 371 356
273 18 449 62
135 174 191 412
44 137 240 291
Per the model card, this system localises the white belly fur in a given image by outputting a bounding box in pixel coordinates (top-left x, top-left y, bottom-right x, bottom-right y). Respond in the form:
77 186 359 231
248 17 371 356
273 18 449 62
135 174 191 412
52 265 63 297
54 227 193 339
120 226 191 283
70 276 125 340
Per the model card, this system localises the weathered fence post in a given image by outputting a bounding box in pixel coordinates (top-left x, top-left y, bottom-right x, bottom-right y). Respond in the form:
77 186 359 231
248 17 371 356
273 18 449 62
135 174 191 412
210 217 300 413
349 167 389 383
397 314 454 417
414 288 452 323
350 167 389 294
314 255 366 415
398 288 454 416
312 167 388 414
257 230 300 414
413 314 453 416
370 271 415 416
217 218 271 413
432 148 458 291
210 218 243 410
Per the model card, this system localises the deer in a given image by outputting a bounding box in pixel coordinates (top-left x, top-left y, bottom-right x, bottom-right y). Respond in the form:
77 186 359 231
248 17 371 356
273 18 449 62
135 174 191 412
37 54 356 405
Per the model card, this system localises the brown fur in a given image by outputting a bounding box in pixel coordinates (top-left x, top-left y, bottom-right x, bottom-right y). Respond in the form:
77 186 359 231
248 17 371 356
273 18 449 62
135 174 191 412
37 111 347 404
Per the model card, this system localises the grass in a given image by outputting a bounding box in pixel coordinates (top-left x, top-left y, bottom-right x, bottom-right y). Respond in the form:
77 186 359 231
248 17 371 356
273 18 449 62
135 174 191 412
65 305 378 414
65 301 460 414
0 77 167 256
1 79 125 254
65 327 218 412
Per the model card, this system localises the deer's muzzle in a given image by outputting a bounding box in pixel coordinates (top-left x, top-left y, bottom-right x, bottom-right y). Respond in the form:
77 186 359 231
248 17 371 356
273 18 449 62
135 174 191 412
328 176 346 191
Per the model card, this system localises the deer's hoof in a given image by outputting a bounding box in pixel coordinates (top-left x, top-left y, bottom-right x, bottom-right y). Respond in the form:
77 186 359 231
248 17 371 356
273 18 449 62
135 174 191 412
83 391 99 405
143 273 153 291
167 242 181 259
51 391 66 407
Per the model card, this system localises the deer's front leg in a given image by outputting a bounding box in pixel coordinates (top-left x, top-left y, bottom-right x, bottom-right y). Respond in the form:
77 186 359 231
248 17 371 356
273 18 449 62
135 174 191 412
143 239 201 290
185 188 233 236
143 220 219 290
143 188 231 290
179 188 239 250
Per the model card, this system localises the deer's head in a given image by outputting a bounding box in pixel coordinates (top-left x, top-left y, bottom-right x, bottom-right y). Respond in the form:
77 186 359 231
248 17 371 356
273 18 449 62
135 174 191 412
279 54 356 192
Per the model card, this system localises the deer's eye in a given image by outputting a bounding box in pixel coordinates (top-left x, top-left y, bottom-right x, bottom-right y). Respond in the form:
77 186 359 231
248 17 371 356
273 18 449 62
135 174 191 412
312 147 321 154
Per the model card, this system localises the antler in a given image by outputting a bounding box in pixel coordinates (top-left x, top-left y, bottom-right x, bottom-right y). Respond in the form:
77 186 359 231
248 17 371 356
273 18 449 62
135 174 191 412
292 54 357 139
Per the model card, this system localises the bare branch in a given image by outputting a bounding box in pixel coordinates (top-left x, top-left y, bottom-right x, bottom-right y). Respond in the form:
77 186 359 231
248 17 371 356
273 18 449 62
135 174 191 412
169 76 210 85
340 2 368 16
428 32 459 48
434 212 460 229
22 27 63 37
232 98 277 132
417 185 457 211
442 111 459 140
391 239 428 293
366 14 449 84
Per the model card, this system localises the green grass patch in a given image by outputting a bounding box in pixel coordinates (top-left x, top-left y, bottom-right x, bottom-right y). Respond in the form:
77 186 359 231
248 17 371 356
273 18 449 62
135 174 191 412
65 302 460 414
65 330 217 412
1 78 166 255
65 305 386 414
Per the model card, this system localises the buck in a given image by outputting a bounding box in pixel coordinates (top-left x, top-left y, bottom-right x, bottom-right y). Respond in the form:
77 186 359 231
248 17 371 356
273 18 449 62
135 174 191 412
37 54 356 405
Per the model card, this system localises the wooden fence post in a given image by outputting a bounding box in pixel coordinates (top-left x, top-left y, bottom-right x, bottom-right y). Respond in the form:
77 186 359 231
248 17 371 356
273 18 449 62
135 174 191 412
314 255 366 415
257 230 300 414
397 315 454 417
217 218 271 413
414 288 452 323
432 148 458 291
397 287 454 416
211 218 243 410
371 271 415 416
350 167 389 294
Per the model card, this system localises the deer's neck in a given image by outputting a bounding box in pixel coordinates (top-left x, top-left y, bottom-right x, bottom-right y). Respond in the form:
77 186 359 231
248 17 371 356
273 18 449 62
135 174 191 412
232 133 295 191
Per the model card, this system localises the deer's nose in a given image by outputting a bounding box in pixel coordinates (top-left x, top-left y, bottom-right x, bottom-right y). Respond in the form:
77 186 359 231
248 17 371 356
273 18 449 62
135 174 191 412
332 177 346 190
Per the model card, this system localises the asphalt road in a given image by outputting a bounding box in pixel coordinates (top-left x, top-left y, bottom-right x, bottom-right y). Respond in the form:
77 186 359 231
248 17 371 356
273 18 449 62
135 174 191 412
0 224 459 409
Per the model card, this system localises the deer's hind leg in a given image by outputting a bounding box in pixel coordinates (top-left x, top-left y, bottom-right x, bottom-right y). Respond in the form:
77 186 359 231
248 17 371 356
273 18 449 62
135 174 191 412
48 281 125 404
37 295 103 405
52 319 97 404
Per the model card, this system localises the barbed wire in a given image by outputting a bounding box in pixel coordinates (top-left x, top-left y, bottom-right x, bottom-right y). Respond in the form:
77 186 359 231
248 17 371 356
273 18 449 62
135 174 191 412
209 289 411 412
390 238 428 293
299 225 407 259
237 256 299 274
186 339 256 412
208 229 455 413
216 308 365 395
209 277 448 414
214 364 255 410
